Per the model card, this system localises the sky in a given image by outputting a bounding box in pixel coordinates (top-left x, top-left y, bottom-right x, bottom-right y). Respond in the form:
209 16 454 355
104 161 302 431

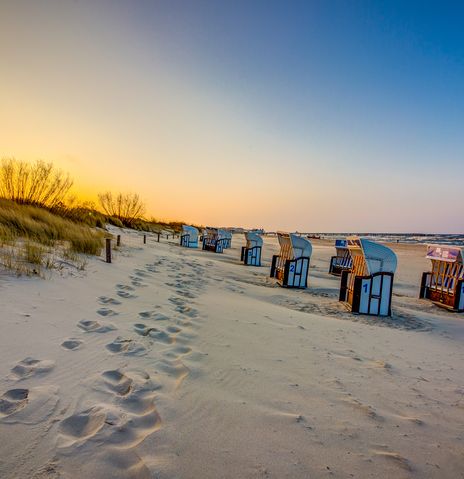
0 0 463 233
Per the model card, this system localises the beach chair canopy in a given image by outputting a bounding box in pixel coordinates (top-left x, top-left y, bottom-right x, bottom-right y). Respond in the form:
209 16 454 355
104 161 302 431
205 227 218 238
182 225 199 240
277 232 312 259
217 228 227 239
426 245 464 264
245 232 263 248
290 234 312 258
347 236 397 275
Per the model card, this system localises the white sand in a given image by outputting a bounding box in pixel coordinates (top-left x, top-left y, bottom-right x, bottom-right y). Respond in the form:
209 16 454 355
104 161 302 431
1 232 463 478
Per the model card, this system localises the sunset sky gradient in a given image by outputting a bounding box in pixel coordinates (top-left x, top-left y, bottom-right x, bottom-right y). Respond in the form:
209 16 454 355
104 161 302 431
1 1 463 232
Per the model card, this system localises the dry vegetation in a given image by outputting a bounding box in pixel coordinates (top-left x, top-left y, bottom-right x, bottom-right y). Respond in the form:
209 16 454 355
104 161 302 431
0 158 189 274
0 199 104 275
0 158 73 208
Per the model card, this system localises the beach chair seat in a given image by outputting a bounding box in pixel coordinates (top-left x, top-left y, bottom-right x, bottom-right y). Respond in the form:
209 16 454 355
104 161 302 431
329 239 353 276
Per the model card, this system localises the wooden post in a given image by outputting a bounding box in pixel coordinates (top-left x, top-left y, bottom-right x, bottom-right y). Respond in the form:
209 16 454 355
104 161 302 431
106 238 112 263
157 233 160 242
117 235 121 247
143 234 146 244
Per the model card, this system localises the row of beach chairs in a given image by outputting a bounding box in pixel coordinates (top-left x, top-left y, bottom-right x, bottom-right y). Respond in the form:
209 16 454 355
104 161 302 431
180 225 464 315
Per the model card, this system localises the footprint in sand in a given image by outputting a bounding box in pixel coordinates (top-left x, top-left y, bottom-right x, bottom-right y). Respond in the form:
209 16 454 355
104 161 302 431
96 308 118 317
97 296 121 306
101 370 133 396
61 339 83 351
175 305 198 318
116 284 135 291
166 325 182 334
155 358 190 383
78 320 116 333
0 386 59 424
133 269 150 277
133 324 173 343
116 290 137 299
176 290 197 299
59 406 107 443
10 357 55 379
59 397 161 448
163 345 192 360
168 296 186 306
97 369 161 399
138 311 168 321
0 389 29 417
106 337 147 356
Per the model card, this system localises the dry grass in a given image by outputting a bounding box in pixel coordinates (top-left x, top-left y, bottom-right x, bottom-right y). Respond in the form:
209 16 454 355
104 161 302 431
0 199 104 274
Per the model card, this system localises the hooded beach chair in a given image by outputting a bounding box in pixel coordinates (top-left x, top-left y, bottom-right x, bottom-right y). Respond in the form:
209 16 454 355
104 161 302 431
202 228 228 253
180 225 199 248
419 245 464 312
339 236 397 316
219 229 232 249
241 232 263 266
329 239 353 276
270 232 312 288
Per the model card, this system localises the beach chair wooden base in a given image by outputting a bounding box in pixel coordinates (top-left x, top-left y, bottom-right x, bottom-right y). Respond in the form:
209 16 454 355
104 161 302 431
339 270 394 316
270 255 309 288
420 273 464 312
202 237 227 253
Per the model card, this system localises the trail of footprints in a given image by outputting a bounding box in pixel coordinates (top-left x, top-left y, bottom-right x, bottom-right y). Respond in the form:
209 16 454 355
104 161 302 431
56 253 206 475
0 250 207 476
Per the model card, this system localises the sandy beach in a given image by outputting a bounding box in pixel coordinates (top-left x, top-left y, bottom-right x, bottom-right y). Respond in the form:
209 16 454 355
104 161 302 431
1 232 463 479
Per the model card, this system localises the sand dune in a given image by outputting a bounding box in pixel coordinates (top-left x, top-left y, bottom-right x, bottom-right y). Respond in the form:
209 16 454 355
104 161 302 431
1 230 463 478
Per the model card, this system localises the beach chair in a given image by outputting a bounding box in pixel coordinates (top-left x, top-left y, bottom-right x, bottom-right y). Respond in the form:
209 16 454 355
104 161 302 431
270 232 312 288
419 245 464 312
241 232 263 266
219 229 232 249
180 225 199 248
202 228 228 253
339 236 397 316
329 239 353 276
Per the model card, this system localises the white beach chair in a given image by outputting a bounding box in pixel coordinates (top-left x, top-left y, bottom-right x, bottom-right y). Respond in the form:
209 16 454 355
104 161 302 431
180 225 199 248
270 232 312 288
202 228 228 253
241 232 263 266
339 236 397 316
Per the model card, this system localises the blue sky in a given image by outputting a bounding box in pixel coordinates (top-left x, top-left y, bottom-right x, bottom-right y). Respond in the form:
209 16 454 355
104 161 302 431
1 1 463 231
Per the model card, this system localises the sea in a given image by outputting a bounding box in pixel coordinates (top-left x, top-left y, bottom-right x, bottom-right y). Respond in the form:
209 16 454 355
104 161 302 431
308 233 464 246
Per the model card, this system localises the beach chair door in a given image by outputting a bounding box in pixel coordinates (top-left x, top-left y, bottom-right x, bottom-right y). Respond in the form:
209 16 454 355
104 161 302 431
285 257 309 288
356 273 393 316
180 234 190 247
245 246 261 266
215 239 225 253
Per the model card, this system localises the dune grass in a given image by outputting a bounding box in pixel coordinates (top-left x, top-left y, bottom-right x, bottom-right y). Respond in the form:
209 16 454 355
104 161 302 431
0 199 104 274
0 199 104 254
